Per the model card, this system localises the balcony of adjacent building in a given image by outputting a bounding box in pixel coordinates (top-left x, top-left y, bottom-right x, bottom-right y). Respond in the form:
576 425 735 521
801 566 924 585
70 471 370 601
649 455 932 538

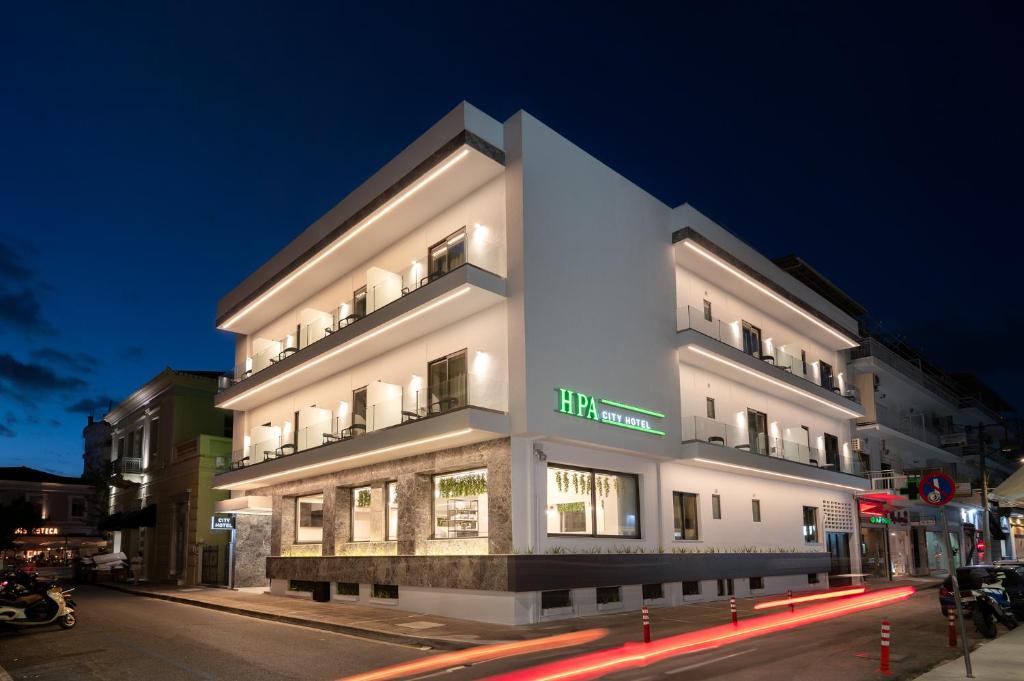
215 240 507 412
109 455 143 488
676 305 864 420
213 357 509 491
856 403 965 467
678 415 868 491
849 338 962 407
866 466 973 496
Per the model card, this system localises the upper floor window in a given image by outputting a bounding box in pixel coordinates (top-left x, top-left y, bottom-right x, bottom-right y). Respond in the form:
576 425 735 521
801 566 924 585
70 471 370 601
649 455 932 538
803 506 819 542
800 349 807 375
823 433 839 470
353 285 367 319
70 496 87 520
352 386 368 435
742 321 762 359
747 409 768 455
712 494 722 519
819 361 834 390
706 397 716 419
427 227 467 284
133 426 143 458
149 419 159 456
427 349 467 415
673 492 699 540
751 499 762 522
703 300 712 322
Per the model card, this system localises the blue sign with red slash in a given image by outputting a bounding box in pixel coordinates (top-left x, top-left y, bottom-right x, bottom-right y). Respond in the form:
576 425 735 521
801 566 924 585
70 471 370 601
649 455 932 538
919 472 956 506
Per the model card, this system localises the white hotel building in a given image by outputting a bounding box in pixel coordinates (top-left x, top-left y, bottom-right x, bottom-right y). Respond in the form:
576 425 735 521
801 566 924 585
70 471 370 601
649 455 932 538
212 103 869 624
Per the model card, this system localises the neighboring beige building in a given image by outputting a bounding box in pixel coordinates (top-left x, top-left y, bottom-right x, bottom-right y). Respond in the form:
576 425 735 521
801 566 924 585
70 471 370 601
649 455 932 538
105 369 233 586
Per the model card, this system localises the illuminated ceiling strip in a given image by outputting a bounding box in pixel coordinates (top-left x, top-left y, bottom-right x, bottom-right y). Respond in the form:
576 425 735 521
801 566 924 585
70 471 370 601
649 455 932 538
214 428 475 489
691 457 866 491
681 241 859 348
222 148 472 330
598 399 666 419
219 286 472 409
685 345 862 418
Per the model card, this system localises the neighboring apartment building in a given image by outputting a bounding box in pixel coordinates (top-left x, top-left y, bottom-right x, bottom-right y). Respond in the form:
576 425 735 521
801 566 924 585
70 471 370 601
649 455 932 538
104 369 233 586
82 415 113 480
0 467 103 575
211 103 870 624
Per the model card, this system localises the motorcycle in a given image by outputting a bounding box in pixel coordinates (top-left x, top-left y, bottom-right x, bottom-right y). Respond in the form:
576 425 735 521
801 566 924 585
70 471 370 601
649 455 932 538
966 576 1017 639
0 576 77 629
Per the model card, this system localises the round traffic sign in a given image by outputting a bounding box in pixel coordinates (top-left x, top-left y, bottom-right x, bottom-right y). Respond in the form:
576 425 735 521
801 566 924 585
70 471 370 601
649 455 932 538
919 472 956 506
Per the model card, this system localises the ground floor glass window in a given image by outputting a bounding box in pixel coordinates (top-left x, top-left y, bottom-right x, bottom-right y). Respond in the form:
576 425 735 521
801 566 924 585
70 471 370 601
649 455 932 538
295 494 323 543
433 469 488 538
352 486 372 542
546 465 639 538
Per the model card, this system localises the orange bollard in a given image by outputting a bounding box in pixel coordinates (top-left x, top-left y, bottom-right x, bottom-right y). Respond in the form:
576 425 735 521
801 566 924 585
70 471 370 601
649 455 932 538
730 596 738 625
879 619 891 675
947 608 957 647
641 605 651 643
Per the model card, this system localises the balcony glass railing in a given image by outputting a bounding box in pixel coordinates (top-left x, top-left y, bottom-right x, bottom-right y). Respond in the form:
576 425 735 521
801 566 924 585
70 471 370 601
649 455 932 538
868 404 957 449
681 415 863 475
230 374 507 470
223 233 504 389
677 305 859 403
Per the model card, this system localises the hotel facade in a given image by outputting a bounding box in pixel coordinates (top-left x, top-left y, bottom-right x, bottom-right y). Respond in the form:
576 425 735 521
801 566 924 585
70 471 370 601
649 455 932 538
213 103 870 624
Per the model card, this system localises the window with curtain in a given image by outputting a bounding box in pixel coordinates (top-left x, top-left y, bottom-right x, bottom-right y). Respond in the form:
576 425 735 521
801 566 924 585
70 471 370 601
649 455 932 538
673 492 699 540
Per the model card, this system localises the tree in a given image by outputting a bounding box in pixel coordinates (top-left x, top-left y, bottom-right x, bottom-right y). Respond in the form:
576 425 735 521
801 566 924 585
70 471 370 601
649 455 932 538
0 499 43 550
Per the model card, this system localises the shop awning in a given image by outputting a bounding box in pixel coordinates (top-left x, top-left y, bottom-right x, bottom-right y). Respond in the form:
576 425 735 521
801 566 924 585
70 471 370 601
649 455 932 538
121 504 157 529
98 512 124 531
993 466 1024 504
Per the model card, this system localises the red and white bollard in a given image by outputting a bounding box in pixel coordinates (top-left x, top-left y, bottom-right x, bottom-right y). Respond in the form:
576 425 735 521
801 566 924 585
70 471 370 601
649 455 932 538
788 590 794 613
641 605 651 643
730 596 738 625
879 619 891 675
947 608 957 647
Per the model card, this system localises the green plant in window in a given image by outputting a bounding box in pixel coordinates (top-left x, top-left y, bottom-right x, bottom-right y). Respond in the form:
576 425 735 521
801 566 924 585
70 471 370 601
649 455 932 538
572 473 579 494
604 477 611 498
556 502 585 513
356 489 371 508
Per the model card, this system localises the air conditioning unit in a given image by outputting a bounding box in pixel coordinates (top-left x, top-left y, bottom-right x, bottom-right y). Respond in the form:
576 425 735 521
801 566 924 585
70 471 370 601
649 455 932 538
851 438 866 453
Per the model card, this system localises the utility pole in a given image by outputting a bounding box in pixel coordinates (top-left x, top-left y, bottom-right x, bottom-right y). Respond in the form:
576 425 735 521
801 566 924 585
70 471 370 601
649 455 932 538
976 421 992 561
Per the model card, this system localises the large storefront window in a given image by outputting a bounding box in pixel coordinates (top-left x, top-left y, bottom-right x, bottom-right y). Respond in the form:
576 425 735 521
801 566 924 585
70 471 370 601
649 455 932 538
386 481 398 541
673 492 698 540
546 465 639 538
352 486 372 542
433 469 488 538
296 494 323 543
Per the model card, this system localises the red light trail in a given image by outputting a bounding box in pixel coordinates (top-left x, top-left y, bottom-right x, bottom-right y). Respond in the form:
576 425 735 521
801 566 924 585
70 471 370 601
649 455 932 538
485 587 915 681
334 628 609 681
753 586 867 610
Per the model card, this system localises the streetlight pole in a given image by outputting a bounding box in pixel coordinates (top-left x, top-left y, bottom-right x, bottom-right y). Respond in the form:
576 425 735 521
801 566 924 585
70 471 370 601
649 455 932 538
978 422 992 560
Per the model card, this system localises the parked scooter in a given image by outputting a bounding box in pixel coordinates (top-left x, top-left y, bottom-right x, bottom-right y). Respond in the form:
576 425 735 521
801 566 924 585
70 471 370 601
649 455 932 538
0 574 76 629
967 575 1018 639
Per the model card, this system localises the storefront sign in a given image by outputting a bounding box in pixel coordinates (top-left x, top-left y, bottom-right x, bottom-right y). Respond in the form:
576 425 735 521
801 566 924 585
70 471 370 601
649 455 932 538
868 516 892 525
555 388 666 436
13 527 59 536
211 514 235 531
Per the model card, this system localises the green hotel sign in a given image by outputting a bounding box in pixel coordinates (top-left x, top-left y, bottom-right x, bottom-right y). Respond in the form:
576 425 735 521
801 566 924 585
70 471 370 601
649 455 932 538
556 388 666 436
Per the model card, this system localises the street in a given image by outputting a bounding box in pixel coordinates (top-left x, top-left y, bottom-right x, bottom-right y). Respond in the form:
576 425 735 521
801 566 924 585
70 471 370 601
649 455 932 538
0 586 428 680
0 585 982 681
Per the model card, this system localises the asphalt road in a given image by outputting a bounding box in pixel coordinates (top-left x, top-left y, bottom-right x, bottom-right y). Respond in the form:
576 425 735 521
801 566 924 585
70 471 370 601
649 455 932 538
0 584 986 681
0 585 429 680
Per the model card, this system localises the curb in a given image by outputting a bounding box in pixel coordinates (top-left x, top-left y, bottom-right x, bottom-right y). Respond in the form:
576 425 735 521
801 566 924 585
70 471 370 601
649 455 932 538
94 583 474 651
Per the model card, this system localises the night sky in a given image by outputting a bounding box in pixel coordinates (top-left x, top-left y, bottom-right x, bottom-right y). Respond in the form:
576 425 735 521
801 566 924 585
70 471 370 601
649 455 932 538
1 3 1021 476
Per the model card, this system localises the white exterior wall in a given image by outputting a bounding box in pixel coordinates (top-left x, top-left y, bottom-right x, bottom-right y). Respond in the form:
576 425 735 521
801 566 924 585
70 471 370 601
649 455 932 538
236 304 508 451
237 176 506 366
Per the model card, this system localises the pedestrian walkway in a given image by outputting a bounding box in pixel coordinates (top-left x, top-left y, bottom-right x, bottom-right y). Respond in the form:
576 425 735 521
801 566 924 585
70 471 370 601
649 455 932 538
911 626 1024 680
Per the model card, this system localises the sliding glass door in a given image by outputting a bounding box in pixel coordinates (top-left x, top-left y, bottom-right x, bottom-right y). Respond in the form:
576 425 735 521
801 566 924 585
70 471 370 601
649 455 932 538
427 350 467 415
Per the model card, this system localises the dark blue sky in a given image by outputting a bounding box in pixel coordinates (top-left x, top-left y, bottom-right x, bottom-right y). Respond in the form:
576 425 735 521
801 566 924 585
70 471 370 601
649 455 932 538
1 2 1021 475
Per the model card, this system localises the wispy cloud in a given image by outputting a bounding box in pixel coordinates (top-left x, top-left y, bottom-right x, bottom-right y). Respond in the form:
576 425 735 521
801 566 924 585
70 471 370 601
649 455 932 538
66 395 115 415
31 347 98 374
0 353 87 396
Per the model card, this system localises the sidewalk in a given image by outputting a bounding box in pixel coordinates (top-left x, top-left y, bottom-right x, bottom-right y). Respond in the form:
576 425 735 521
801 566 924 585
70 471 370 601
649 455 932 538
912 625 1024 680
96 577 942 651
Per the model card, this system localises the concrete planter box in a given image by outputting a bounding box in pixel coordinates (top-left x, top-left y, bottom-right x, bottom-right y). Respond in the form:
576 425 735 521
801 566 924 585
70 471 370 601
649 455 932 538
267 552 830 593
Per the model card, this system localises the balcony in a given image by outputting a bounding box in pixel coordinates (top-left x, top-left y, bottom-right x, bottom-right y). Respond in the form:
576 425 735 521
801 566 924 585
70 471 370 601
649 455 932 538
868 468 972 494
214 377 509 491
224 230 505 389
849 338 961 406
862 403 958 450
682 415 864 476
215 265 506 411
677 309 864 419
111 456 143 477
